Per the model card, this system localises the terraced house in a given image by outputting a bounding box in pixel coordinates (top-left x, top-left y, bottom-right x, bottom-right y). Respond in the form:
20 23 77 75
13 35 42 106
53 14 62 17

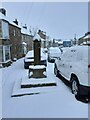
78 32 90 45
0 8 11 67
9 19 22 60
21 24 33 56
0 8 33 67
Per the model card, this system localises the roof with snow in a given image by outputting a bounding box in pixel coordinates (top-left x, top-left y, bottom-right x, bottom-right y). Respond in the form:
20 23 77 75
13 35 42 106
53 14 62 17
79 32 90 40
9 21 21 28
83 35 90 39
0 12 33 35
0 12 9 22
58 41 63 44
0 12 21 28
21 27 31 35
33 34 41 41
63 39 71 41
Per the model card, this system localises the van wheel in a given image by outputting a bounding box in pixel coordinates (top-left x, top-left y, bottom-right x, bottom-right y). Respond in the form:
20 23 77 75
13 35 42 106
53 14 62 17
54 64 58 77
71 77 80 96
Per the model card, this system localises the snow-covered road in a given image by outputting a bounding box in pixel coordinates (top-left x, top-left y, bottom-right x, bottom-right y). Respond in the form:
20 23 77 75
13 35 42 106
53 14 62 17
1 58 88 118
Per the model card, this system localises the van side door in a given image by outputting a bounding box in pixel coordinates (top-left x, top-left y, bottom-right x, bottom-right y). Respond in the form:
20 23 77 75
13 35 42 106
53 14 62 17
59 48 77 80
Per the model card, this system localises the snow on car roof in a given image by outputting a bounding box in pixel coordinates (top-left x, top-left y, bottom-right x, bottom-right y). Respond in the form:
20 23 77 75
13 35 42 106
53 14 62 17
48 47 61 53
69 45 88 51
49 47 60 50
63 45 88 61
49 47 59 49
25 50 46 59
25 50 34 58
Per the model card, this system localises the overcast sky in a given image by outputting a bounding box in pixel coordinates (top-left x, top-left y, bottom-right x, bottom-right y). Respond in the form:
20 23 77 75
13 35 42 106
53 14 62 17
2 2 88 40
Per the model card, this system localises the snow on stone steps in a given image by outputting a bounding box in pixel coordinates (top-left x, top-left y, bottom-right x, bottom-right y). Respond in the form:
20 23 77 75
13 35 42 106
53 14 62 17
21 75 56 88
11 76 57 97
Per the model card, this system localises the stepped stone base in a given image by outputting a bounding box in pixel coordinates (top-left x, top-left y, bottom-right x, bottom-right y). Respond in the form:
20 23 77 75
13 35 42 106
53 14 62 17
28 65 47 78
11 76 57 97
21 76 56 88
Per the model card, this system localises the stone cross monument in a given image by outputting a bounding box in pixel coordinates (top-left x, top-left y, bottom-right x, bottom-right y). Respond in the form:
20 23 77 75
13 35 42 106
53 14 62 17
34 39 41 65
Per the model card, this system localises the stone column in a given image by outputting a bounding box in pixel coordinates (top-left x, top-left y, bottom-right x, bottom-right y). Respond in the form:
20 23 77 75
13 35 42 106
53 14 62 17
34 39 41 65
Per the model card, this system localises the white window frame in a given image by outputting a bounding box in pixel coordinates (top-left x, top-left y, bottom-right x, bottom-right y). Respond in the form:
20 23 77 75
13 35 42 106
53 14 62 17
1 20 9 39
0 20 2 39
14 29 16 36
3 45 11 62
0 45 3 62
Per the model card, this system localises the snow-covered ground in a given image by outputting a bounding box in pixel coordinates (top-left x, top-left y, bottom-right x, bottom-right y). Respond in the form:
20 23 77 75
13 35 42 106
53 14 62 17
1 58 88 118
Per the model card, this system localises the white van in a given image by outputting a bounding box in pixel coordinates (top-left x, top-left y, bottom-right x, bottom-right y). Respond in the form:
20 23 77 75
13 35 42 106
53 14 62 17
54 45 90 101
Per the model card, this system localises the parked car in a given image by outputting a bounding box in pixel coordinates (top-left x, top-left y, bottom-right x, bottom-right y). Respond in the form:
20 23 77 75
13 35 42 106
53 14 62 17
54 45 90 102
48 47 62 62
42 48 48 53
24 50 47 69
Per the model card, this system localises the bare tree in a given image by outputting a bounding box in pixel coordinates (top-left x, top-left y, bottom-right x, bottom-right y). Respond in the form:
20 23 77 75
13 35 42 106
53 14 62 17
29 26 38 37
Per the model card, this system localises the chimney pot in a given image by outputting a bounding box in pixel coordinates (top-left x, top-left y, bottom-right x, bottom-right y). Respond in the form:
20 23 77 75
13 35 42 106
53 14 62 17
0 8 6 16
13 19 18 25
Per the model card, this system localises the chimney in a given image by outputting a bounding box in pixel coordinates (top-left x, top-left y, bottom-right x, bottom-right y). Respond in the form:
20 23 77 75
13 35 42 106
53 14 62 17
85 32 90 36
0 8 6 16
38 29 46 39
23 24 27 29
13 19 18 25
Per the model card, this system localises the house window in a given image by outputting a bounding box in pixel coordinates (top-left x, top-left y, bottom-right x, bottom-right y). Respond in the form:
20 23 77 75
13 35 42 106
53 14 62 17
23 45 27 54
14 29 16 36
0 45 3 62
22 35 24 41
2 21 9 39
0 21 2 38
3 45 10 62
